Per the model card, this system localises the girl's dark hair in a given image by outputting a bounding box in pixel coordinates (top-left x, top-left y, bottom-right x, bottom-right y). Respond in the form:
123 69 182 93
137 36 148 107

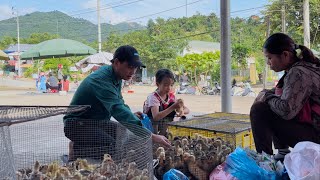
63 75 68 81
155 69 175 84
263 33 320 66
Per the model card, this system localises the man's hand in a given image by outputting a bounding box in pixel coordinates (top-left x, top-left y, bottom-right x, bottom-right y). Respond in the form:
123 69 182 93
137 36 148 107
134 111 143 120
152 134 171 148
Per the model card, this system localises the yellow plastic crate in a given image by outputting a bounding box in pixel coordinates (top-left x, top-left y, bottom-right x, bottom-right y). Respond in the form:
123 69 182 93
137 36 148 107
167 113 255 149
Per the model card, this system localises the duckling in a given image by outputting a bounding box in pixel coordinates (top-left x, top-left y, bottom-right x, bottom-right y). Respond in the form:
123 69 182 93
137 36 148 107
218 146 232 163
196 139 210 151
167 131 173 140
52 171 63 180
59 166 71 178
16 169 28 180
164 156 174 172
222 146 232 156
140 168 149 180
202 151 219 172
194 133 200 140
78 159 93 171
127 162 138 180
173 155 184 170
110 175 120 180
176 147 184 156
16 171 23 180
165 146 175 157
158 151 166 167
117 159 129 173
87 172 106 180
155 147 165 158
39 164 48 174
29 161 43 180
47 161 60 176
213 139 222 152
101 154 117 177
181 138 189 147
117 171 127 180
69 172 82 180
185 155 208 180
128 162 137 171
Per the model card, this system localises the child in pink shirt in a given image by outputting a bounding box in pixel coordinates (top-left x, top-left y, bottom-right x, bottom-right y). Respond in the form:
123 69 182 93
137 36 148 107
143 69 189 137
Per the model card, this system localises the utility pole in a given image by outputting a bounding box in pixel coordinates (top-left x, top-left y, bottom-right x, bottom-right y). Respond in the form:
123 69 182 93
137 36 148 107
56 20 59 36
303 0 310 48
97 0 102 53
12 7 21 77
281 0 286 33
220 0 232 112
263 16 271 89
185 0 188 17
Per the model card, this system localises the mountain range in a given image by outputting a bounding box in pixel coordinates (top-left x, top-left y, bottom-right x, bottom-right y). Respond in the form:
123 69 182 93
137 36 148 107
0 10 145 42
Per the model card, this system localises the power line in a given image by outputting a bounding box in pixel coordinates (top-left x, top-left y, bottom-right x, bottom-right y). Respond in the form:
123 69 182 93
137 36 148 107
0 0 206 25
0 4 268 41
69 0 145 16
230 6 266 14
0 0 146 25
66 0 135 14
122 0 205 22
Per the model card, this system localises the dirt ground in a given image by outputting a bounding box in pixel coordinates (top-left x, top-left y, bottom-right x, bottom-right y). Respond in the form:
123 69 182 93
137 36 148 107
0 85 256 115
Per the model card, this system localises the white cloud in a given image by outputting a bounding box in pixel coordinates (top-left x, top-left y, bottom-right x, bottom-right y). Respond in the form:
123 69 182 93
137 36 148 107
75 0 262 25
79 0 129 24
0 5 13 21
0 4 36 21
78 0 211 25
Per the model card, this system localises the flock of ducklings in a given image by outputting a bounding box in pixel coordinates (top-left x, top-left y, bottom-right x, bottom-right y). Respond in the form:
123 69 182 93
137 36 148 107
14 133 233 180
16 154 149 180
154 133 234 180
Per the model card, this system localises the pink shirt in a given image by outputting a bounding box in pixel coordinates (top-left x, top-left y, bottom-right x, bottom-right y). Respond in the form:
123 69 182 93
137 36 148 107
143 92 176 114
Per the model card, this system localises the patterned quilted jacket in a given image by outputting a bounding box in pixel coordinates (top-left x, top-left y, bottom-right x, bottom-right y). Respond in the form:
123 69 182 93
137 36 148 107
266 61 320 130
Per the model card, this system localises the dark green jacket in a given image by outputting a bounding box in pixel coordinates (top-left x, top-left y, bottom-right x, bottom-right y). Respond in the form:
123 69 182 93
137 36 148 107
64 65 141 126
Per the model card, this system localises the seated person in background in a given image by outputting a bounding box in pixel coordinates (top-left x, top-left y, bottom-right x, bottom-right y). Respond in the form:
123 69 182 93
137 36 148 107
144 69 190 137
46 73 59 91
250 33 320 162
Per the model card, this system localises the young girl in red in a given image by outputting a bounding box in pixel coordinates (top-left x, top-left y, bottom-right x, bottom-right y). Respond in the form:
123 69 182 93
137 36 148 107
143 69 189 137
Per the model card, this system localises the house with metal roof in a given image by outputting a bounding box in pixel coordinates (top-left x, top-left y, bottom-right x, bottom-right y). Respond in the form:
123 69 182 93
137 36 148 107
182 40 220 55
4 44 35 54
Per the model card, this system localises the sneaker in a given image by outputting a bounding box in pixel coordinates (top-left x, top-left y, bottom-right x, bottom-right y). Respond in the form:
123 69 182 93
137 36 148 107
274 148 290 162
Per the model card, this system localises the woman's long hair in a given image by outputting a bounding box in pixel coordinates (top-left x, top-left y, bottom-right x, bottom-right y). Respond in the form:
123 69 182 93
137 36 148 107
263 33 320 66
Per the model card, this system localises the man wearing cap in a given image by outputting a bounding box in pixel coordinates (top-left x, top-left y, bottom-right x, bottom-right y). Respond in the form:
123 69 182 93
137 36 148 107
64 45 171 161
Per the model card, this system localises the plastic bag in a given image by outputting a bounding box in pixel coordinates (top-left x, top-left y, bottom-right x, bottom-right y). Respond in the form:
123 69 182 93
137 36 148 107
224 147 278 180
141 114 154 133
163 169 189 180
209 163 237 180
284 141 320 180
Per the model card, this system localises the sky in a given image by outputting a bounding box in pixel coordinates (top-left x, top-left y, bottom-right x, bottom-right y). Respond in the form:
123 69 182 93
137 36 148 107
0 0 270 25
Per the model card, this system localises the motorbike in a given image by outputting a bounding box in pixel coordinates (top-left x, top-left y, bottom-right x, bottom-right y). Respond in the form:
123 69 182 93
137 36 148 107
177 82 196 95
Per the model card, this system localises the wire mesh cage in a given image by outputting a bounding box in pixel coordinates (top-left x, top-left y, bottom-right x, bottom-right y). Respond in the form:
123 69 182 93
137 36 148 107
167 112 255 150
0 105 90 179
194 112 250 122
0 106 154 179
0 105 90 126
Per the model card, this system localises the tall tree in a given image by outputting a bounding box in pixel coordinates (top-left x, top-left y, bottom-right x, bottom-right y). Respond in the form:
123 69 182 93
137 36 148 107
264 0 320 48
21 33 59 44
